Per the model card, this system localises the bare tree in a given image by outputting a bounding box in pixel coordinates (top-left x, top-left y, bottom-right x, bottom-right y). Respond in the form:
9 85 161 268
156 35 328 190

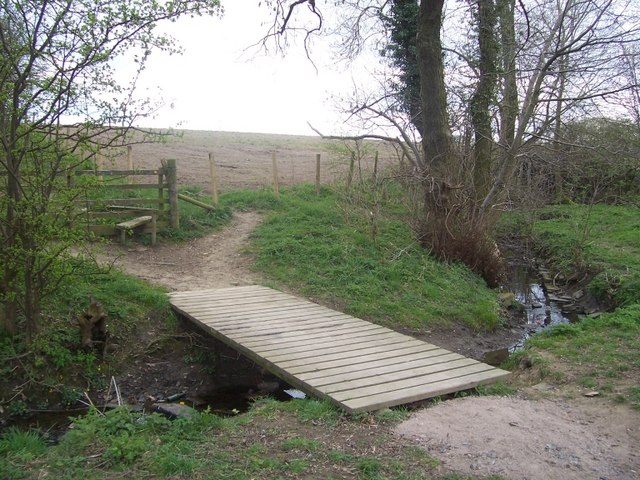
262 0 640 284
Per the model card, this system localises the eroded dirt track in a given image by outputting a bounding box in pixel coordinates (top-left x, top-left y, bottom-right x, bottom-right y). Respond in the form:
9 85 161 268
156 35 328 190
102 211 262 291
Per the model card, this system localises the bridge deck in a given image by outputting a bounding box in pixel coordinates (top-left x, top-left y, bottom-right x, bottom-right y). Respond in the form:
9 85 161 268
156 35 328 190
169 285 510 413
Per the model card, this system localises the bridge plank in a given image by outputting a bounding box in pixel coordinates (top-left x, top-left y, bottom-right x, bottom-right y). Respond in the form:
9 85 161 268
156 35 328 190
169 287 510 413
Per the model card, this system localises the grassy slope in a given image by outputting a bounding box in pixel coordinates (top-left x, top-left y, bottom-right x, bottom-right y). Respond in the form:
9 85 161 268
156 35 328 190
0 190 230 414
223 185 500 331
530 204 640 306
503 204 640 408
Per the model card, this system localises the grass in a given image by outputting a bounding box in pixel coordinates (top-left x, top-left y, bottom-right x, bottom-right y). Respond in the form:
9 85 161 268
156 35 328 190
525 204 640 306
0 401 447 480
501 203 640 406
0 260 171 413
0 428 48 479
526 305 640 407
230 184 500 331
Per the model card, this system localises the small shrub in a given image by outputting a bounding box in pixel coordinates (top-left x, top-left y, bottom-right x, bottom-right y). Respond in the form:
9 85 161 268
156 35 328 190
103 431 149 465
538 323 578 338
6 400 29 417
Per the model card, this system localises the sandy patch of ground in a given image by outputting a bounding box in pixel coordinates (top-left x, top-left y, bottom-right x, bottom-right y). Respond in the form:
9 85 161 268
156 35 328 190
102 211 262 291
395 393 640 480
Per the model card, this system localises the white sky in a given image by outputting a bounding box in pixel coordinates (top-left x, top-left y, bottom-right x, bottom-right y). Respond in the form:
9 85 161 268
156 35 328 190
133 0 379 136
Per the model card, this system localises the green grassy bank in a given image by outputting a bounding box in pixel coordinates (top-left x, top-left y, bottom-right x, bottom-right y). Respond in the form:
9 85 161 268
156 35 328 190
503 203 640 408
222 185 500 331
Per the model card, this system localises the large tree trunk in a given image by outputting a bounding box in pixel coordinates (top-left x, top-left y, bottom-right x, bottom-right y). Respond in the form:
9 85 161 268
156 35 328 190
470 0 498 203
415 0 453 253
387 0 424 136
415 0 502 286
416 0 453 171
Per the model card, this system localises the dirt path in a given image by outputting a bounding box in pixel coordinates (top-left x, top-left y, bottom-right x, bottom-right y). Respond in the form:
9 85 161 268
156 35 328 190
101 209 639 480
395 392 640 480
102 211 262 291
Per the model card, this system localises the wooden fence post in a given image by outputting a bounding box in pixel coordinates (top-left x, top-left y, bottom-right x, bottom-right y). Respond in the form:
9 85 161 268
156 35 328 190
315 153 321 194
346 151 355 190
165 159 179 228
373 150 379 184
150 214 157 247
127 146 133 184
158 168 165 217
209 152 219 204
96 151 104 182
272 151 280 199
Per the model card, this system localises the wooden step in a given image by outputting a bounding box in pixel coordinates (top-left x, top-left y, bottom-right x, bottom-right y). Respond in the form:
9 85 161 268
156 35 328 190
116 215 156 246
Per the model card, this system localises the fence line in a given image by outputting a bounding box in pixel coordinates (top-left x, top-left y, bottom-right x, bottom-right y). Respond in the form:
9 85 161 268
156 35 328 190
69 159 178 238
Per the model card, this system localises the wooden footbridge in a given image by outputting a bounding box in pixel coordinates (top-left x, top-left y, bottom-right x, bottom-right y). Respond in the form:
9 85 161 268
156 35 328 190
169 285 510 413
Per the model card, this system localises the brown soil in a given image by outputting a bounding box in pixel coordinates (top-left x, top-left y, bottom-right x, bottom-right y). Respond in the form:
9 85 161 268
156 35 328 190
97 130 639 480
395 393 640 480
113 130 396 193
101 210 263 291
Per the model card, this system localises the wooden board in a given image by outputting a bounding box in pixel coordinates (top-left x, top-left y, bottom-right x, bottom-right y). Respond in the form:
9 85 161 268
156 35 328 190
169 286 510 413
116 216 152 229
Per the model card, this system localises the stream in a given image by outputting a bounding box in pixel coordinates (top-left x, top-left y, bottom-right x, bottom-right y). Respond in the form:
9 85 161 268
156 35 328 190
504 260 578 350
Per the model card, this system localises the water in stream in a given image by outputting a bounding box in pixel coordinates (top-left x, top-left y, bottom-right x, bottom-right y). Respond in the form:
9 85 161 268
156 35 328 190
504 262 578 350
509 264 573 327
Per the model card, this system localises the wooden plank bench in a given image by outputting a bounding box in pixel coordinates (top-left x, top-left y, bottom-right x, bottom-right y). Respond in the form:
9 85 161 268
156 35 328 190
116 215 156 246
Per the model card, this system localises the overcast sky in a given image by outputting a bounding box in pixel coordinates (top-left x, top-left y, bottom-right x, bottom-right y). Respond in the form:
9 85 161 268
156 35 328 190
132 0 379 136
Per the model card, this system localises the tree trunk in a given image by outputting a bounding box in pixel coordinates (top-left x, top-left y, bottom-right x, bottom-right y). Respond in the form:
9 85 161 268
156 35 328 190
2 152 21 337
478 0 518 217
470 0 498 203
387 0 423 136
497 0 517 148
416 0 452 253
416 0 453 172
553 55 568 202
415 0 501 286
